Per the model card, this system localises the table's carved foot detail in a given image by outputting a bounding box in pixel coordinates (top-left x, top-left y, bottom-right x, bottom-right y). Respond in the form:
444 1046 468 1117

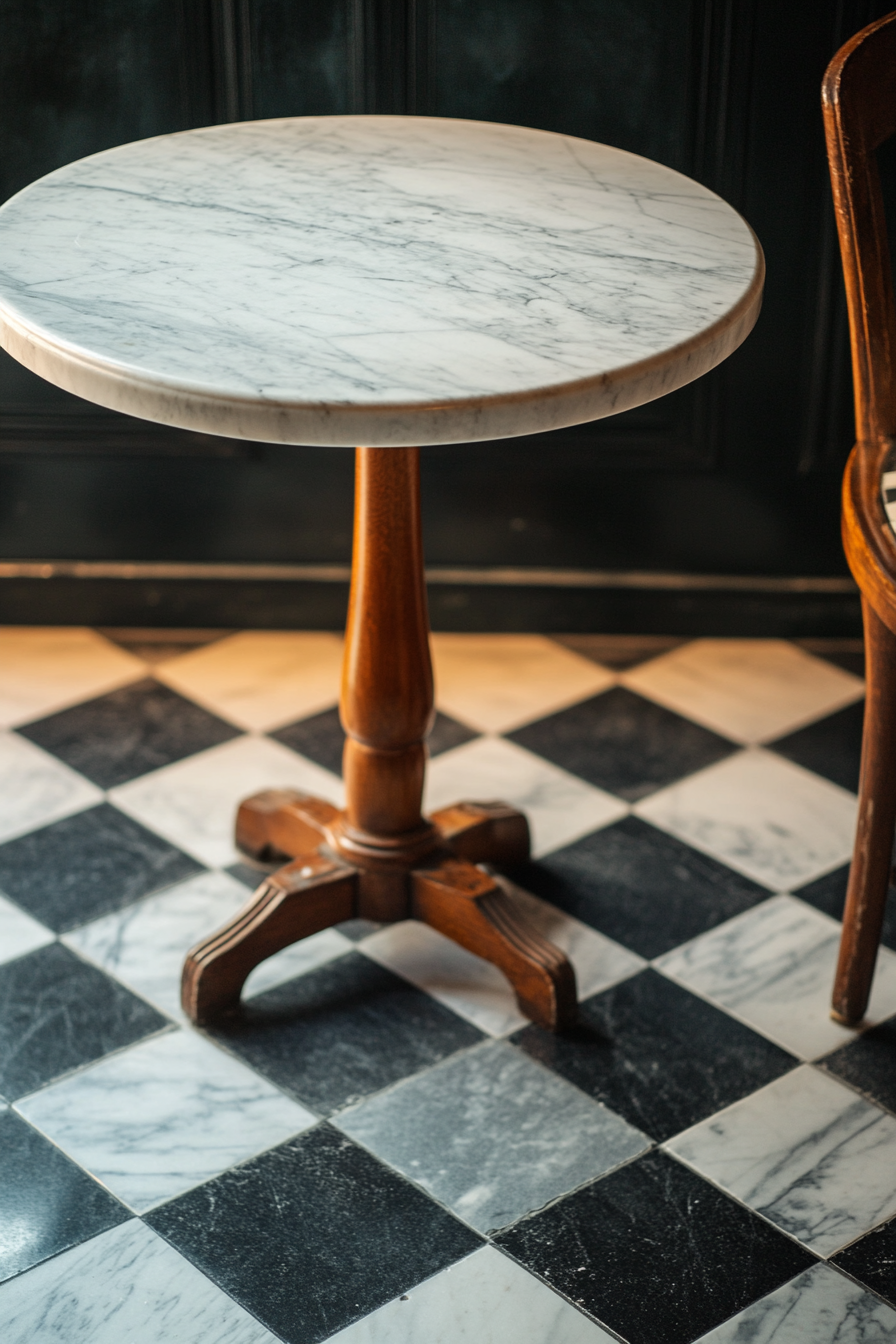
430 801 531 866
411 855 577 1032
235 789 339 865
182 852 356 1025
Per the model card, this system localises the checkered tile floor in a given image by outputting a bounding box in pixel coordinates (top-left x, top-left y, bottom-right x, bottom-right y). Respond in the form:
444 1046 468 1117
2 627 896 1343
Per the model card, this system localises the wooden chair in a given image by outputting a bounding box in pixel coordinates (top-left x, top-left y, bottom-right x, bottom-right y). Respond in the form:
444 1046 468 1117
824 9 896 1025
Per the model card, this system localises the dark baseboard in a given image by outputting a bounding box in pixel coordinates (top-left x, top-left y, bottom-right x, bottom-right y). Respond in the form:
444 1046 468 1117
0 573 862 636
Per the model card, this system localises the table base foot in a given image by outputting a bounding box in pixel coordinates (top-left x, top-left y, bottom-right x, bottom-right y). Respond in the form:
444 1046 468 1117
181 788 577 1032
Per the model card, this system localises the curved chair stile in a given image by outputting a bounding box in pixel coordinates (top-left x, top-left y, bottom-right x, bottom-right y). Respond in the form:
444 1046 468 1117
823 9 896 1024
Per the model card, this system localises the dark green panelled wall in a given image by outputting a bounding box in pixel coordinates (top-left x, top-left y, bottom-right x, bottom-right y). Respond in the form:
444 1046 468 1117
0 1 889 597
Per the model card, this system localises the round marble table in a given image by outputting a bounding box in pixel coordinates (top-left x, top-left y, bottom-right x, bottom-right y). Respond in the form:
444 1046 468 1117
0 116 764 1030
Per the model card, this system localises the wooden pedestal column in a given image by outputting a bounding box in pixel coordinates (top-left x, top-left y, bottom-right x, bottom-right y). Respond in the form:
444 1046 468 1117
181 447 577 1032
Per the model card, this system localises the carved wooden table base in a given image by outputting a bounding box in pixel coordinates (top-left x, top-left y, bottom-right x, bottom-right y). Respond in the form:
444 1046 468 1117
181 446 577 1034
181 790 576 1031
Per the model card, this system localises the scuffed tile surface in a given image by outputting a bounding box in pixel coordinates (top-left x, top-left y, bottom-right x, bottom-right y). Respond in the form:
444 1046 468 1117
668 1065 896 1255
17 1029 316 1211
0 1218 279 1343
337 1041 648 1231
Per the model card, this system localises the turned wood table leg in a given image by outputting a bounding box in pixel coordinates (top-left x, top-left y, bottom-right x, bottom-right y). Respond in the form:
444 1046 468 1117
326 447 441 917
181 445 576 1030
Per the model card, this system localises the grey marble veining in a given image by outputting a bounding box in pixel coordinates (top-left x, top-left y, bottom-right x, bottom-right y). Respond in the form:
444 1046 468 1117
694 1263 896 1343
16 1028 316 1211
668 1065 896 1256
0 1219 278 1343
337 1040 648 1232
656 894 896 1060
329 1245 615 1343
0 117 761 447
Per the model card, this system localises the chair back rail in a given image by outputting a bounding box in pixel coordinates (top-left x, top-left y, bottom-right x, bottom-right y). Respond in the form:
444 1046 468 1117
823 10 896 445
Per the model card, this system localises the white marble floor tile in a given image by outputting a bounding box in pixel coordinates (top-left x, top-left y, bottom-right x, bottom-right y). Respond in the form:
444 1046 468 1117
16 1029 316 1212
0 731 103 845
621 639 864 745
361 921 529 1036
634 749 857 891
430 634 614 734
361 889 642 1038
62 869 348 1021
63 869 248 1021
338 1041 648 1233
0 1218 278 1344
157 630 344 731
668 1065 896 1256
243 926 355 999
0 893 55 965
694 1262 896 1343
657 894 896 1059
425 736 627 859
0 627 146 729
110 734 344 868
329 1245 614 1344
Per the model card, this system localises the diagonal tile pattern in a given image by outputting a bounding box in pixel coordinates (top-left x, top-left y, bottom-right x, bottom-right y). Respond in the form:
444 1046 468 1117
634 749 858 891
18 677 241 788
657 894 896 1059
430 633 614 733
0 1217 281 1343
337 1040 649 1232
0 802 203 933
621 638 864 744
0 627 145 729
495 1149 816 1344
2 629 894 1343
667 1065 896 1255
694 1262 896 1343
17 1028 316 1211
157 630 345 731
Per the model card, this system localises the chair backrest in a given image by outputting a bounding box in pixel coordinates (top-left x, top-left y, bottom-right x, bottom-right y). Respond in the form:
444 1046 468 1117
824 11 896 446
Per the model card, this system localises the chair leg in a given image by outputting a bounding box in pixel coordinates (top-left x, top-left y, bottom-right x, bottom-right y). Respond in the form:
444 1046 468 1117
832 597 896 1025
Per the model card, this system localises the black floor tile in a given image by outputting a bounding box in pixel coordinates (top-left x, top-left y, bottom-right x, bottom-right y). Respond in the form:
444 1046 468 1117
334 918 382 942
0 942 167 1101
796 641 865 679
271 707 477 776
269 707 345 775
820 1016 896 1114
513 969 796 1142
226 860 268 890
18 678 241 788
496 1150 816 1344
0 803 203 933
147 1124 482 1344
508 687 736 801
508 816 769 959
768 700 864 793
98 629 231 664
832 1218 896 1306
0 1109 129 1283
209 951 483 1114
795 866 896 951
427 711 481 758
553 634 688 670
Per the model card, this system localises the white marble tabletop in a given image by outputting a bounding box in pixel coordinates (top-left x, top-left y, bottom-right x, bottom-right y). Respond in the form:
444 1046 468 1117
0 116 763 447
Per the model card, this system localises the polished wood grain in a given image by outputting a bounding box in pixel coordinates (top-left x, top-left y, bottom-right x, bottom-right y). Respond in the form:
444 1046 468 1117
411 857 577 1031
182 445 576 1030
824 10 896 1025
